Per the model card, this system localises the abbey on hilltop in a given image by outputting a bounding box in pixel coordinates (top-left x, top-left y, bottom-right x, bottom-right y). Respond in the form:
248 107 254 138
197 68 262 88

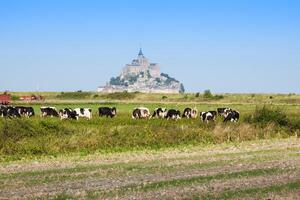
98 49 185 93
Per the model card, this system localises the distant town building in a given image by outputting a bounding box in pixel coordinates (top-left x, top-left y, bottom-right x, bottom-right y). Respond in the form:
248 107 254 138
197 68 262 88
98 49 185 93
0 91 11 105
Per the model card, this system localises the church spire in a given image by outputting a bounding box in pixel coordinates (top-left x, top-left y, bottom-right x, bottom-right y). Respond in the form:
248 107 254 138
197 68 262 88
138 48 143 57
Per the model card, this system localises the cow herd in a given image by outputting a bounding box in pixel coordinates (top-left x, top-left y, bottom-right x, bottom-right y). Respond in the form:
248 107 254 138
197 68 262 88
0 106 115 120
0 105 239 122
132 107 239 122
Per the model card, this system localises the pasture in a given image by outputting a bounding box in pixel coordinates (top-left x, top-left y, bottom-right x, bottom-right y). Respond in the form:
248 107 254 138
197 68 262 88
0 92 300 199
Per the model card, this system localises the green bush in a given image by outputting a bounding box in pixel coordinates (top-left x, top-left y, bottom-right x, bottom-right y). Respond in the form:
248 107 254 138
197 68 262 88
203 90 213 98
214 95 224 100
246 106 289 127
202 90 224 100
11 95 19 101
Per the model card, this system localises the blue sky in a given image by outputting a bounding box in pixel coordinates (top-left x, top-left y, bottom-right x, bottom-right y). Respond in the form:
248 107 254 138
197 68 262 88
1 0 300 93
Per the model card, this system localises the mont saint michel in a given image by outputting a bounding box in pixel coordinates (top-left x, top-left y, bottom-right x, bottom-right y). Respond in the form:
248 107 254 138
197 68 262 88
98 49 185 93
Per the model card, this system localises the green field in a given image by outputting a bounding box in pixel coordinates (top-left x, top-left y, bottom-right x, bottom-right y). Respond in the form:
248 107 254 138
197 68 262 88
1 92 300 199
9 91 300 104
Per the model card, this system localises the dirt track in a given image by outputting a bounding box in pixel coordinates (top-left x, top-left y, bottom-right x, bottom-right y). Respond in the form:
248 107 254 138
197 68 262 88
0 138 300 199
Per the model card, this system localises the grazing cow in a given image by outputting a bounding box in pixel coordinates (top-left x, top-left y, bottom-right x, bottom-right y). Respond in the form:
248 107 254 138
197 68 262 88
0 106 7 117
224 110 240 122
182 108 198 119
58 108 78 120
200 111 216 123
208 110 217 118
132 107 150 119
26 107 35 117
165 109 181 120
74 108 92 120
151 108 167 119
40 107 59 117
8 107 21 118
217 108 232 117
98 107 117 118
15 106 35 117
0 106 21 118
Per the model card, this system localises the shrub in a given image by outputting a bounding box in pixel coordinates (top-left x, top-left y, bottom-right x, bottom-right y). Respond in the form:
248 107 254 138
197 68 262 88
109 77 123 85
214 95 224 100
202 90 224 100
203 90 213 99
246 106 289 127
11 95 19 101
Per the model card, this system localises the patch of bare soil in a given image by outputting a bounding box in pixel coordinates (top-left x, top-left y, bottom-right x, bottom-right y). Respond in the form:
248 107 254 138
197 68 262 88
243 189 300 200
119 171 300 200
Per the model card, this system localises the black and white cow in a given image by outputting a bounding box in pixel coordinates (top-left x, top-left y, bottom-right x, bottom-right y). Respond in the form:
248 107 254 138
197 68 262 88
200 111 216 123
15 106 35 117
182 108 198 119
208 110 217 118
40 107 59 117
0 106 21 118
58 108 78 120
0 106 7 117
223 110 240 122
151 108 167 119
8 107 21 118
132 107 150 119
165 109 181 120
98 107 117 118
74 108 92 120
217 108 232 117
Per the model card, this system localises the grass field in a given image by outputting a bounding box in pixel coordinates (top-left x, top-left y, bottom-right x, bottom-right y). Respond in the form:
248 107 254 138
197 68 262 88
9 91 300 104
1 92 300 199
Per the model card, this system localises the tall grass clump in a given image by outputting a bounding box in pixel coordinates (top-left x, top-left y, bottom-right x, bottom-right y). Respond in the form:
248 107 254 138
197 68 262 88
246 106 289 127
245 106 300 135
105 91 136 100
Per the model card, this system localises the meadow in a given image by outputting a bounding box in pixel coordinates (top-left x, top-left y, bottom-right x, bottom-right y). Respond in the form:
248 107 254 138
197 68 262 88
1 92 300 160
0 92 300 199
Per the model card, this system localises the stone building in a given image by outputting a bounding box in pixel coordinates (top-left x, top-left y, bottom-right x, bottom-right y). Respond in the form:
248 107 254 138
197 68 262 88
98 49 184 93
120 49 160 78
